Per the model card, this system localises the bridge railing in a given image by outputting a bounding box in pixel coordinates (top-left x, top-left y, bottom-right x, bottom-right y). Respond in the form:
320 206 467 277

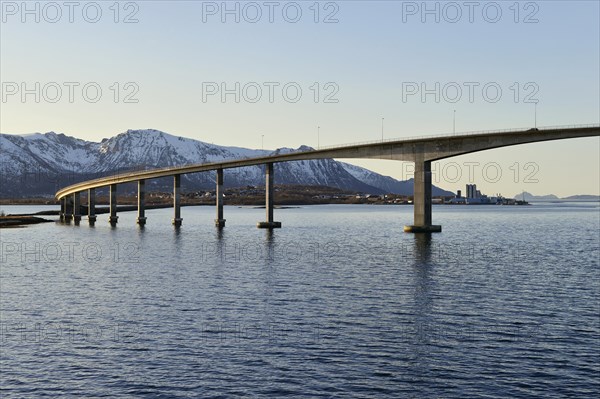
314 123 600 152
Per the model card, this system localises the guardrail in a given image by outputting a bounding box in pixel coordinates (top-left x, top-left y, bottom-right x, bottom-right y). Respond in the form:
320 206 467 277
315 123 600 151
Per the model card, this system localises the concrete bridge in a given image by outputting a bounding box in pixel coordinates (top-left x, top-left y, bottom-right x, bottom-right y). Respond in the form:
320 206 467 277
55 124 600 232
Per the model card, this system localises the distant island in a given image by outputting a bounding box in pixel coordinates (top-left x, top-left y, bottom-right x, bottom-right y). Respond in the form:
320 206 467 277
514 192 600 202
562 195 600 201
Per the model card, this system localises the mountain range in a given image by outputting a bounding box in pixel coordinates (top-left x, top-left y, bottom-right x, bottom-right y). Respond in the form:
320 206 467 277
0 129 454 198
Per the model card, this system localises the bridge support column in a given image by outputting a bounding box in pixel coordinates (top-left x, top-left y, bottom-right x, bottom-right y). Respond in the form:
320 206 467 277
64 197 72 224
172 174 182 227
60 197 66 223
109 184 118 225
257 163 281 229
215 169 226 227
404 160 441 233
72 192 81 225
88 188 96 225
137 180 147 226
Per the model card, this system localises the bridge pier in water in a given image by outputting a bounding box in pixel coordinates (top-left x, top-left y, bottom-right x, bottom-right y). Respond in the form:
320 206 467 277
88 188 96 225
215 169 226 228
404 160 441 233
64 197 72 224
60 197 66 223
72 192 81 225
257 162 281 229
109 184 118 225
172 174 182 227
137 180 147 226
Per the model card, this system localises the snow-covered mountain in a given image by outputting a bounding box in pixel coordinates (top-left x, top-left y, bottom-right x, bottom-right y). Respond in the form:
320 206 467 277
0 129 454 197
341 162 451 197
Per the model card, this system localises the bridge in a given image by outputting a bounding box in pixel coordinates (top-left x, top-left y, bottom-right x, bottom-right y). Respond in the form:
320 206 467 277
55 124 600 232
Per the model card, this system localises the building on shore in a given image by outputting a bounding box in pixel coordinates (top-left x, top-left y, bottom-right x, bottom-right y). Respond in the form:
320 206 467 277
446 183 528 205
447 184 502 205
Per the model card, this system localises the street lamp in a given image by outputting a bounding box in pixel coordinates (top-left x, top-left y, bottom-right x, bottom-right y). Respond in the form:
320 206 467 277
381 117 384 142
261 135 264 150
317 126 320 150
453 110 456 134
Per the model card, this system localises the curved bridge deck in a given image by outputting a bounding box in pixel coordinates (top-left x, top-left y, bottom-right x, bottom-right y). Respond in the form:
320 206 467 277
55 124 600 231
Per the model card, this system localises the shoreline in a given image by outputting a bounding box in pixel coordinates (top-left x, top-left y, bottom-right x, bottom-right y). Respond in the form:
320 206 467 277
0 215 54 228
2 200 597 228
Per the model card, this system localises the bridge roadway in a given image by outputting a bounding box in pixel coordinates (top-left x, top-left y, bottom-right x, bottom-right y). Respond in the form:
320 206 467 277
55 124 600 232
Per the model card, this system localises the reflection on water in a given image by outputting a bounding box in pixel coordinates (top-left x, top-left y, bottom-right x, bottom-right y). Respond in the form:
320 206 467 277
408 233 436 387
413 233 433 264
216 225 224 240
1 204 599 398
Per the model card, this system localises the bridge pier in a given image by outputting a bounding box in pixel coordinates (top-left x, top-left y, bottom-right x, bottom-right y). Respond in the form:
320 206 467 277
109 184 118 225
172 174 182 227
72 192 81 225
64 197 72 224
88 188 96 225
257 162 281 229
404 160 441 233
60 197 66 223
215 169 226 227
137 180 147 225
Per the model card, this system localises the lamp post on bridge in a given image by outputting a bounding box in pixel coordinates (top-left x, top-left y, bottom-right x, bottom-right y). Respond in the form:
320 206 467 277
318 126 320 149
381 117 384 142
453 110 456 134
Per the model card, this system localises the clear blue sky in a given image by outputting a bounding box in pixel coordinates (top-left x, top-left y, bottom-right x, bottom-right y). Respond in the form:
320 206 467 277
1 0 598 196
